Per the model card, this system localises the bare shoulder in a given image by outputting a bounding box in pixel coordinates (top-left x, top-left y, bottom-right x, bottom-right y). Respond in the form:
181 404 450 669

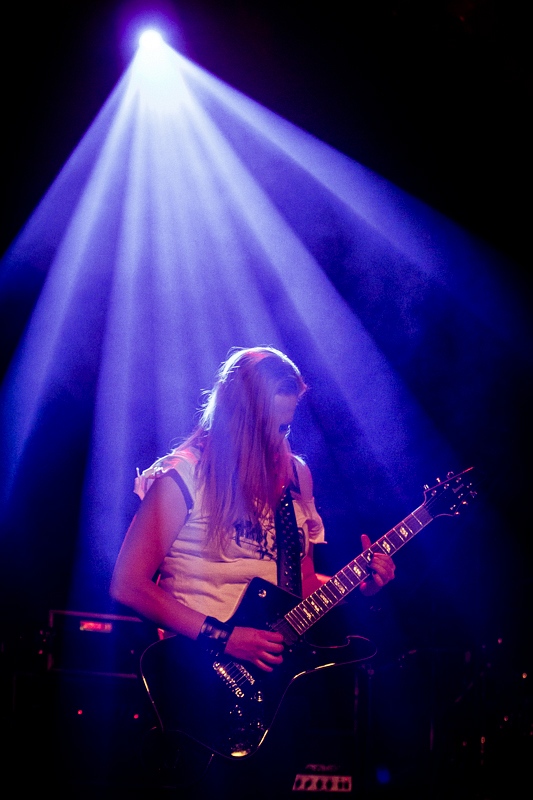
137 469 189 528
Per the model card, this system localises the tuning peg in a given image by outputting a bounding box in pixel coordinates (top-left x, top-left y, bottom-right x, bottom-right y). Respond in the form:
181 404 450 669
423 484 429 491
447 471 455 478
436 477 442 483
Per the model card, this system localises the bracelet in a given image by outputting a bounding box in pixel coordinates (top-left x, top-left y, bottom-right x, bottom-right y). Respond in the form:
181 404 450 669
197 616 233 658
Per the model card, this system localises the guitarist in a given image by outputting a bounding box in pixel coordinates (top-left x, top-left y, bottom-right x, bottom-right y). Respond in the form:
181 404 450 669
110 346 396 790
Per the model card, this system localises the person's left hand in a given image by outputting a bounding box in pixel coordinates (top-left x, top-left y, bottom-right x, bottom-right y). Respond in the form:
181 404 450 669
359 533 396 596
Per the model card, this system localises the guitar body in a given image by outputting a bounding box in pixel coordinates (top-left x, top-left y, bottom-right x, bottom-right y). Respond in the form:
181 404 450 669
140 577 375 760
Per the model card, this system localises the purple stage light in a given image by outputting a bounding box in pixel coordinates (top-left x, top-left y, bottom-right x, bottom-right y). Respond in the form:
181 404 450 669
138 29 164 50
0 31 528 619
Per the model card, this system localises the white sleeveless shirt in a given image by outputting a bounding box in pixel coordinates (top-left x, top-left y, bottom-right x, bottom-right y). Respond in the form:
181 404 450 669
134 447 326 622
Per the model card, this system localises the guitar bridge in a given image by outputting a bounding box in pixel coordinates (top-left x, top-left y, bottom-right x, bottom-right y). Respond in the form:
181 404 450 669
213 659 255 698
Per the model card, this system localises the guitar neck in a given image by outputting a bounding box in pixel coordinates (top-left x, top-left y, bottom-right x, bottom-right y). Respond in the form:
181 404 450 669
284 503 434 637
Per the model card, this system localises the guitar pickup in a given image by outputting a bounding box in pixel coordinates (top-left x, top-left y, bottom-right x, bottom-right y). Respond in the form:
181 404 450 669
213 659 255 697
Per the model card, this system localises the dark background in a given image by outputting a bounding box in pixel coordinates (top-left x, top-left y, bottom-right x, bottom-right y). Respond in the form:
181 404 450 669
1 2 531 797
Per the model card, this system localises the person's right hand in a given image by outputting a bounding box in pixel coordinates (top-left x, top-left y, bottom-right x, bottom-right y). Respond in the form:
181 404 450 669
225 626 284 672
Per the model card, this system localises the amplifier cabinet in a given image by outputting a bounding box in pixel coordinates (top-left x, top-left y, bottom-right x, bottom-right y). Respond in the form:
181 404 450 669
47 609 156 677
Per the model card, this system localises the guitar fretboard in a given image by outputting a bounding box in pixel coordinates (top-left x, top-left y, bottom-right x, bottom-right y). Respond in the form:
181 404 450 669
284 503 434 637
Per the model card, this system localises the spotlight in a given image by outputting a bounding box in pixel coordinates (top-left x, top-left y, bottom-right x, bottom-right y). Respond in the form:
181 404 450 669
138 29 164 50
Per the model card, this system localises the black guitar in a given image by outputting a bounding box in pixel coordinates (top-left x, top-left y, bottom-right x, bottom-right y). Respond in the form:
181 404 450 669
140 467 477 760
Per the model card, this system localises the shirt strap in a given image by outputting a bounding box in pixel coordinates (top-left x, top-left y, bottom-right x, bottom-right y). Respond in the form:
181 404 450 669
163 468 194 513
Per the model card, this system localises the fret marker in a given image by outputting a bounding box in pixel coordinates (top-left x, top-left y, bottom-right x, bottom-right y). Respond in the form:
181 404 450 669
332 578 347 594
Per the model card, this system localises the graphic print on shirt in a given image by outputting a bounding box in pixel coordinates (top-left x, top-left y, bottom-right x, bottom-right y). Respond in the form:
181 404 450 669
233 515 305 562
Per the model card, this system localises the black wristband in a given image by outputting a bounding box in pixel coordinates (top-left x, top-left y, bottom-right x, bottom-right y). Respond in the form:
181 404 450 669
197 616 233 658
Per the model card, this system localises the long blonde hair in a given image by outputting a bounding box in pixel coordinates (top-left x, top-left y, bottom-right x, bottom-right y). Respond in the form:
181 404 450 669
184 346 307 544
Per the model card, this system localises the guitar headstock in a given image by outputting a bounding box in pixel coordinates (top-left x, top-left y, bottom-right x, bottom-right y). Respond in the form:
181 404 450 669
423 467 478 518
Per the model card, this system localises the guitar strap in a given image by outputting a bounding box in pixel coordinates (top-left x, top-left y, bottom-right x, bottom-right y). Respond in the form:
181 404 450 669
275 485 302 598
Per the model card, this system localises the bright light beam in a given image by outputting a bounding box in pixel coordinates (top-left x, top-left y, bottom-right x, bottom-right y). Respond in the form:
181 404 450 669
138 29 164 50
0 35 528 618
